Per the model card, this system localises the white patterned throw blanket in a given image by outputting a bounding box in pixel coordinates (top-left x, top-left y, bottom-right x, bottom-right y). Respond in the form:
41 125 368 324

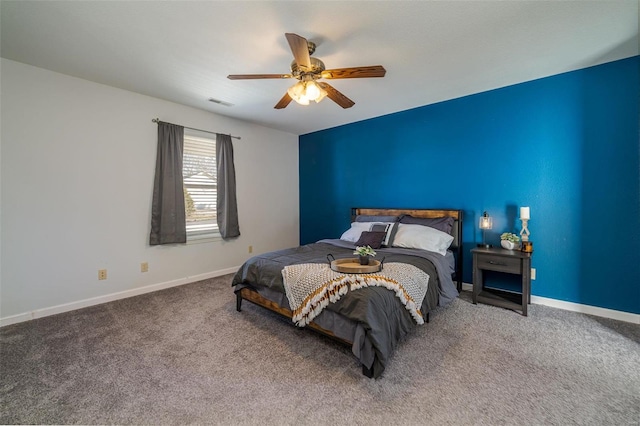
281 262 430 327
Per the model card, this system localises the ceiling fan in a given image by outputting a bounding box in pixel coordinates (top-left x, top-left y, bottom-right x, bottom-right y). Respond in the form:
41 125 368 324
227 33 386 109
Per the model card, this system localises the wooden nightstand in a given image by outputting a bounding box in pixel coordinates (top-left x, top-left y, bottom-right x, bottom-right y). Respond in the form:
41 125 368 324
471 247 532 316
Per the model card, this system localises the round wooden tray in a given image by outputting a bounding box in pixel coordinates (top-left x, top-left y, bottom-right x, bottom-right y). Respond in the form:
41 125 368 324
330 258 382 274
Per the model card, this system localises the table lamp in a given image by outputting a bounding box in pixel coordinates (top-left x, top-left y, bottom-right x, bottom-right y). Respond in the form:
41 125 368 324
478 211 493 248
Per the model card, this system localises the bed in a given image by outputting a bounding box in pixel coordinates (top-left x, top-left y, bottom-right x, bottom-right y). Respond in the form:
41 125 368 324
232 208 463 378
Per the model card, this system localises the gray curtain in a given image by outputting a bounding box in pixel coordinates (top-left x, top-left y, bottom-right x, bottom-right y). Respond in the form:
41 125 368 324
149 122 187 245
216 133 240 239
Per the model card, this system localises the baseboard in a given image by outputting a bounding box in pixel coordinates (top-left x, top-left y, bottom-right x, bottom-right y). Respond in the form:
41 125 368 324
529 295 639 324
4 276 637 328
0 267 240 328
461 282 639 324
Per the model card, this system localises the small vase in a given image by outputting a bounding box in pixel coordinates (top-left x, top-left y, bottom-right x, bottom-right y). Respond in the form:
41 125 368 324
501 240 517 250
359 255 369 265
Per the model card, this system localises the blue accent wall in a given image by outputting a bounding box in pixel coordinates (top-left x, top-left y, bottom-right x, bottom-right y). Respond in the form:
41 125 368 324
299 56 639 314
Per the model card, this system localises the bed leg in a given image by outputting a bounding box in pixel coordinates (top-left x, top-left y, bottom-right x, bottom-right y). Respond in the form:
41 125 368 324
362 364 374 378
236 293 242 312
426 312 430 323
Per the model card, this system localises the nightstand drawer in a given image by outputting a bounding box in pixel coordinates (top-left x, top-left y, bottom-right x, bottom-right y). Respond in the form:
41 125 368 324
476 254 522 274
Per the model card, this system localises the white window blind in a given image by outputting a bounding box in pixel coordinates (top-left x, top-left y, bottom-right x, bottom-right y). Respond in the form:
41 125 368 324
183 133 219 238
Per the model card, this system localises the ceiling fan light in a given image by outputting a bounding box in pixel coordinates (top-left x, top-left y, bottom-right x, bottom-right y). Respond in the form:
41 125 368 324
288 80 322 105
305 81 321 100
314 85 328 103
287 82 303 100
287 81 311 105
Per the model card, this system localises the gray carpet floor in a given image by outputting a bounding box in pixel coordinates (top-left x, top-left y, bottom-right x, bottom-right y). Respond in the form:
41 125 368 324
1 274 638 425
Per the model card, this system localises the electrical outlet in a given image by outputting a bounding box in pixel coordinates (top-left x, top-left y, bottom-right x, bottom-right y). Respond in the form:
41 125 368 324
531 268 536 280
98 269 107 280
248 245 253 253
141 262 149 273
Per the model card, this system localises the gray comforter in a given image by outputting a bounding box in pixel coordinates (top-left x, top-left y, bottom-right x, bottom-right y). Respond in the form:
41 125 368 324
232 239 458 378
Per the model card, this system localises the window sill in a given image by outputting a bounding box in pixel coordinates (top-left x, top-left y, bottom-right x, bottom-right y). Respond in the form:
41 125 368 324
187 233 223 245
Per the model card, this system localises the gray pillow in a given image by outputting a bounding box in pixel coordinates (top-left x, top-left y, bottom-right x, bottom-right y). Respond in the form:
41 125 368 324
355 215 399 223
399 215 454 234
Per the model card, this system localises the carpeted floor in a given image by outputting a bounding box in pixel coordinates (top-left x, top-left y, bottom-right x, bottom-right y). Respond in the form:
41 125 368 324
1 274 638 425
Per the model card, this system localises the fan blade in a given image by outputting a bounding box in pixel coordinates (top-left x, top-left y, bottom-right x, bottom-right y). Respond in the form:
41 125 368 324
228 74 291 80
274 92 293 109
318 82 355 109
285 33 311 70
321 66 386 79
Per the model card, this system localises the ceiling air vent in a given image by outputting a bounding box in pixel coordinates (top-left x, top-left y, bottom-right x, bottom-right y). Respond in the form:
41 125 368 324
208 98 233 107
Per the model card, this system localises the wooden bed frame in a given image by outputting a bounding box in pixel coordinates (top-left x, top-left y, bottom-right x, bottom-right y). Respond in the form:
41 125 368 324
235 208 463 377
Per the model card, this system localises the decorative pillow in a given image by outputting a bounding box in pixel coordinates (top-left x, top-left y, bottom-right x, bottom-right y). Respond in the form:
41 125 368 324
340 222 395 245
399 215 455 234
391 223 454 256
369 222 394 246
339 222 372 242
370 223 389 233
386 222 400 247
355 215 399 223
355 231 387 249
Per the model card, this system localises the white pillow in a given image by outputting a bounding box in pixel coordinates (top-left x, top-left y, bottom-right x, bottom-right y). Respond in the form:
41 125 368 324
340 222 372 242
391 223 454 256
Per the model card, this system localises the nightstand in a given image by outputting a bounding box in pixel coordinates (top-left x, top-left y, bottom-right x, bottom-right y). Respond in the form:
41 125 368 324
471 247 532 316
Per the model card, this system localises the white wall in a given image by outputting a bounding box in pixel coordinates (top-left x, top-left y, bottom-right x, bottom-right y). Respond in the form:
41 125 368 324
0 59 300 323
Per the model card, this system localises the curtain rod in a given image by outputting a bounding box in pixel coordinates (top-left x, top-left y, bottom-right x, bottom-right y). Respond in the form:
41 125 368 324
151 118 241 140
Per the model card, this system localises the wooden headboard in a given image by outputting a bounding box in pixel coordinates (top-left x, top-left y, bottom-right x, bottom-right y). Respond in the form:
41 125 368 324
351 207 463 291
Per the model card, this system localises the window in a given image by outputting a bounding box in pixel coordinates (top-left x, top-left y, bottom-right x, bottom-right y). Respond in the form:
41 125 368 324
183 131 219 240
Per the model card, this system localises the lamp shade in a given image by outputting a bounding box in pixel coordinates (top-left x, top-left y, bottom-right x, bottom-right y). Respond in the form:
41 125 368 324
287 81 308 104
287 79 327 105
479 211 493 230
520 206 530 220
306 81 320 99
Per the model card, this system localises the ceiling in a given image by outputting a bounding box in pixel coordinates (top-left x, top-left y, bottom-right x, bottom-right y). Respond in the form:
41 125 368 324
1 1 637 136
